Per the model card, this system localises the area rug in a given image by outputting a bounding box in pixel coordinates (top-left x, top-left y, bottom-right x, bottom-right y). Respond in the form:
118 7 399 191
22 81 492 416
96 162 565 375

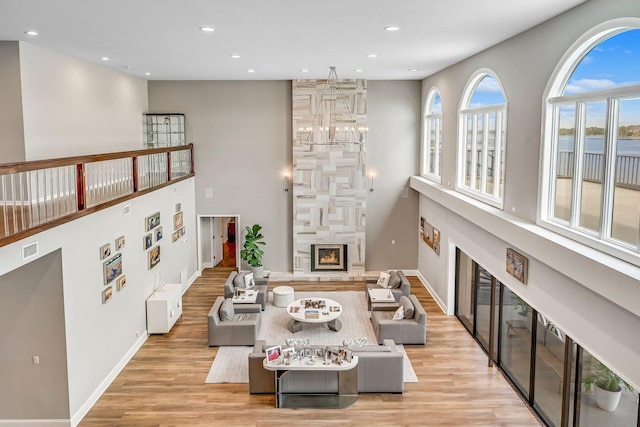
205 291 418 384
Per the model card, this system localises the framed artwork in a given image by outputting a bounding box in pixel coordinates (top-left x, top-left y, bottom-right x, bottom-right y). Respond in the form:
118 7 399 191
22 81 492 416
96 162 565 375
506 248 528 284
115 235 125 251
148 245 161 270
103 253 123 286
420 217 440 256
171 230 180 243
116 275 127 291
145 212 161 231
155 226 163 242
266 345 282 362
175 203 182 213
143 233 153 250
102 286 113 304
173 211 184 231
99 243 111 260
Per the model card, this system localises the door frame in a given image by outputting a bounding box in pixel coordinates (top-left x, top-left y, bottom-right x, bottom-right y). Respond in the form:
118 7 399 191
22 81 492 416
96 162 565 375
197 214 240 272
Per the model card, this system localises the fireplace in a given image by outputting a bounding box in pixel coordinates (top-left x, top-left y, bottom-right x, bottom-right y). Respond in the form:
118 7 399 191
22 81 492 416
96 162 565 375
311 244 348 272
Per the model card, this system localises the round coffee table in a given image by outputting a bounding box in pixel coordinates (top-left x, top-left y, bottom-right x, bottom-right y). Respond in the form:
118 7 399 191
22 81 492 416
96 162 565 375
286 297 342 333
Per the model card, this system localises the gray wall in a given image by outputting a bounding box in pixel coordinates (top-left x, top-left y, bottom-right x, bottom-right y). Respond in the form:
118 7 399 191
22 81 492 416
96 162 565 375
366 81 420 270
148 80 420 273
414 0 640 388
0 250 69 420
0 41 25 163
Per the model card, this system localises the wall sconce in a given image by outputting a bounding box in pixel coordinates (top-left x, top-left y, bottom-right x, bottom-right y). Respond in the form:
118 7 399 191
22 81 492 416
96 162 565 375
282 170 291 192
368 170 376 192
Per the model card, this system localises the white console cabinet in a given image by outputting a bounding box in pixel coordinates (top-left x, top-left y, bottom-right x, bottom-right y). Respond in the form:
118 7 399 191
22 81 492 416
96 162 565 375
146 283 182 334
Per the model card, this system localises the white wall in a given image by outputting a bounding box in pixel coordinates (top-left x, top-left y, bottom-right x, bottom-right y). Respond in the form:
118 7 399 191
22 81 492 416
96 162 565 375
0 178 197 422
0 41 25 163
18 42 148 160
413 0 640 389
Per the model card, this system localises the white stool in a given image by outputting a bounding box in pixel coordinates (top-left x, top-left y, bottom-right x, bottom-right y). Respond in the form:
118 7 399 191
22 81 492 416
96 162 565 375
273 285 294 307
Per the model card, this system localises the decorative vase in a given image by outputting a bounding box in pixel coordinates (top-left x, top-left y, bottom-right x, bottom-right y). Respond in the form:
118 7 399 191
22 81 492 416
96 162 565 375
594 385 622 411
251 265 264 279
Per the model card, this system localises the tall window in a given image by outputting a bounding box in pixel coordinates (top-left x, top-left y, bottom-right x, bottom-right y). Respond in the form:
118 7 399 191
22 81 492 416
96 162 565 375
543 27 640 259
458 72 507 207
422 89 442 182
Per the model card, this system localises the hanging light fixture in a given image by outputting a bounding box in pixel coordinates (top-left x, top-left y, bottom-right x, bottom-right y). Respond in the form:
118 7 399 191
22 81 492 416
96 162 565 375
297 66 368 145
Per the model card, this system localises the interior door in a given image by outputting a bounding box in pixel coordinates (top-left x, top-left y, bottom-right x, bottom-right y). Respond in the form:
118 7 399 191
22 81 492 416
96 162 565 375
212 217 223 267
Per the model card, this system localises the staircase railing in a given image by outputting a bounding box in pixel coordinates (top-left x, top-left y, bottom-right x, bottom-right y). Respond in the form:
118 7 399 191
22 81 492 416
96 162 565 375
0 144 194 248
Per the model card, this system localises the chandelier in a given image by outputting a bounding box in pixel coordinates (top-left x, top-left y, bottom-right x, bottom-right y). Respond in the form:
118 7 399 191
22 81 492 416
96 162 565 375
297 66 368 145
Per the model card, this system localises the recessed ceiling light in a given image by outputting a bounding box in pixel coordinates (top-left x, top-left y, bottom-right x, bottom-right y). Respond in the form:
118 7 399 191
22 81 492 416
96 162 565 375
384 26 400 31
24 30 38 36
145 72 151 76
367 54 377 58
101 57 109 61
354 69 364 72
247 69 255 73
300 69 309 72
199 26 215 32
409 68 420 72
229 54 241 59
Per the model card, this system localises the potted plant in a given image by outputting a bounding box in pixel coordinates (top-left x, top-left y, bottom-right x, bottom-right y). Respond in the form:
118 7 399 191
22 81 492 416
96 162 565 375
583 358 633 411
240 224 266 278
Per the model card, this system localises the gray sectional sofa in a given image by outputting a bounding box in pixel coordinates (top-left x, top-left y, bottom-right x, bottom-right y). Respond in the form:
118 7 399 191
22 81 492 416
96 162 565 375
371 294 427 345
248 339 404 394
365 270 411 306
223 270 269 310
207 296 262 346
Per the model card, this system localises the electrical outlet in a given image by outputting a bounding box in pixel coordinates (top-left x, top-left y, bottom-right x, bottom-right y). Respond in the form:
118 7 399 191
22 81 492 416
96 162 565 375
135 331 140 338
33 356 40 365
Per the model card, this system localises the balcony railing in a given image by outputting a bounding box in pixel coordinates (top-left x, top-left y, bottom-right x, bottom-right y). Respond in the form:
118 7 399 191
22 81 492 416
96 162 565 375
556 151 640 190
0 144 194 247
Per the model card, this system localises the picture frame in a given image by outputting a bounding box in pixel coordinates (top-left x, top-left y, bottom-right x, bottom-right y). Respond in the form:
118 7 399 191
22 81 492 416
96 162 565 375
171 230 180 243
155 226 163 242
175 202 182 213
173 211 184 231
103 253 123 286
266 345 282 362
420 217 441 256
148 245 161 270
116 275 127 291
282 347 297 362
99 243 111 260
115 235 125 251
143 233 153 250
145 212 160 232
102 286 113 304
506 248 528 284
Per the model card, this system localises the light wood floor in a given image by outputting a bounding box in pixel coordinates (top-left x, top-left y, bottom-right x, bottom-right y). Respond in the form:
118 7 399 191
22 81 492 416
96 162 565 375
80 267 542 427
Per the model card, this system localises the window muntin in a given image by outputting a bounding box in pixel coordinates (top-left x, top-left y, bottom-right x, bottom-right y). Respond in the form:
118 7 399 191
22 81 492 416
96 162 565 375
422 89 442 182
459 73 506 207
545 28 640 257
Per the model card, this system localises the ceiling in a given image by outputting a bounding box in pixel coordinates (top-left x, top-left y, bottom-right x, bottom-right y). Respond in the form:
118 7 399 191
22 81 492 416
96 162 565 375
0 0 585 81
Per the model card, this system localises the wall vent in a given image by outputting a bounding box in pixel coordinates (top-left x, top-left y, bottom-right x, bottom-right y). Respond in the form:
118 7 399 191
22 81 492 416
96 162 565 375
22 242 38 260
123 205 131 216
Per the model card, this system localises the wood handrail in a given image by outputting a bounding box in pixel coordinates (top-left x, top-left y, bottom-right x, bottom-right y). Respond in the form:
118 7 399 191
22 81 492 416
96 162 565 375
0 144 194 174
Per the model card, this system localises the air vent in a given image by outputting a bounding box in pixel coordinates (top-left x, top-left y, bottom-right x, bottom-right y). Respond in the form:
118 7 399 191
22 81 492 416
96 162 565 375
123 205 131 216
22 242 38 260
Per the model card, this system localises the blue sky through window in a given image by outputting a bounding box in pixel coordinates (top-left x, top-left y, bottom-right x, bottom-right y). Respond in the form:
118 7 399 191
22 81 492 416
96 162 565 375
468 75 505 108
431 92 442 114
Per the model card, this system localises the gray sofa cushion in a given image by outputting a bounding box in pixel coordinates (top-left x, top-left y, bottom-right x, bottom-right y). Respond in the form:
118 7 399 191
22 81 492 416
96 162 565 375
388 271 402 289
399 295 414 319
233 272 246 289
219 298 234 321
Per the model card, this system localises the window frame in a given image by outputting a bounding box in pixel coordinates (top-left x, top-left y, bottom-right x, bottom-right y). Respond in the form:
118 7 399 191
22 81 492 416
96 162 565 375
539 20 640 265
422 88 443 183
456 70 507 209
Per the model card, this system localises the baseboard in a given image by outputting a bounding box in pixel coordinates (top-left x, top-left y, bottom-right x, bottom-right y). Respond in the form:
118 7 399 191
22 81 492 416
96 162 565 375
413 270 448 315
0 420 70 426
182 270 200 295
70 333 148 426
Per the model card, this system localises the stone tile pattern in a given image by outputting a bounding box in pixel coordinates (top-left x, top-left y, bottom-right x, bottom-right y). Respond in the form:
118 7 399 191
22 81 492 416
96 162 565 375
292 79 367 277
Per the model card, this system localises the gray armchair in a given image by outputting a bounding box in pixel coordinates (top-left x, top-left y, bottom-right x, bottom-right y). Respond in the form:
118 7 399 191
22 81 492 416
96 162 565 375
223 271 269 310
371 294 426 345
365 270 411 304
208 296 262 346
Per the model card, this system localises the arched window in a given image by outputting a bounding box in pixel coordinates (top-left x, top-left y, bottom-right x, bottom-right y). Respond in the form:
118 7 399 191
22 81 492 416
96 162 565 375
422 88 442 182
458 71 507 207
541 25 640 260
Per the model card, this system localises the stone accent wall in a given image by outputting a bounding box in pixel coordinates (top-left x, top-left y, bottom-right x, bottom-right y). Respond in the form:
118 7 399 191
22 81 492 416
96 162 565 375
292 78 367 277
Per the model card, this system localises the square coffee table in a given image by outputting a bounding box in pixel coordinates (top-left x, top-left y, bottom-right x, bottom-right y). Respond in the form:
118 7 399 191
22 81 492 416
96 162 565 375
367 288 396 311
232 289 258 304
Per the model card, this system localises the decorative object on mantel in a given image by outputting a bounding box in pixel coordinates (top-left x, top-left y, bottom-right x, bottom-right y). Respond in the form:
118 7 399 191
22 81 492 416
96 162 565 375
241 224 266 278
296 66 368 146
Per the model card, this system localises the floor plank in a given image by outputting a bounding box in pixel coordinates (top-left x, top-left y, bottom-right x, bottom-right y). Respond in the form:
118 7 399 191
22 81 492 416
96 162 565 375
80 266 542 426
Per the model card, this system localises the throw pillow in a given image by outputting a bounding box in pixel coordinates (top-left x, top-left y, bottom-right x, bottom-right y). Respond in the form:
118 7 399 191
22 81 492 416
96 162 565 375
376 272 390 288
399 295 415 319
392 305 405 320
244 272 255 288
219 298 235 321
388 270 402 289
233 272 246 289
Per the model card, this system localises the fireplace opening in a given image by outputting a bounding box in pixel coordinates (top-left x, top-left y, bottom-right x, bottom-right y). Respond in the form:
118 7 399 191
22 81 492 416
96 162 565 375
311 244 348 272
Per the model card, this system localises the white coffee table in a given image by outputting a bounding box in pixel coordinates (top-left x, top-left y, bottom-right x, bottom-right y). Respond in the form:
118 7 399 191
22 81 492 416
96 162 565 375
232 289 258 304
367 288 396 311
286 298 342 333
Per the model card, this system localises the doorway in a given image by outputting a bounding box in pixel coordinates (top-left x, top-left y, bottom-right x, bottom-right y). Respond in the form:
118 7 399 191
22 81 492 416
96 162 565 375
197 215 240 271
